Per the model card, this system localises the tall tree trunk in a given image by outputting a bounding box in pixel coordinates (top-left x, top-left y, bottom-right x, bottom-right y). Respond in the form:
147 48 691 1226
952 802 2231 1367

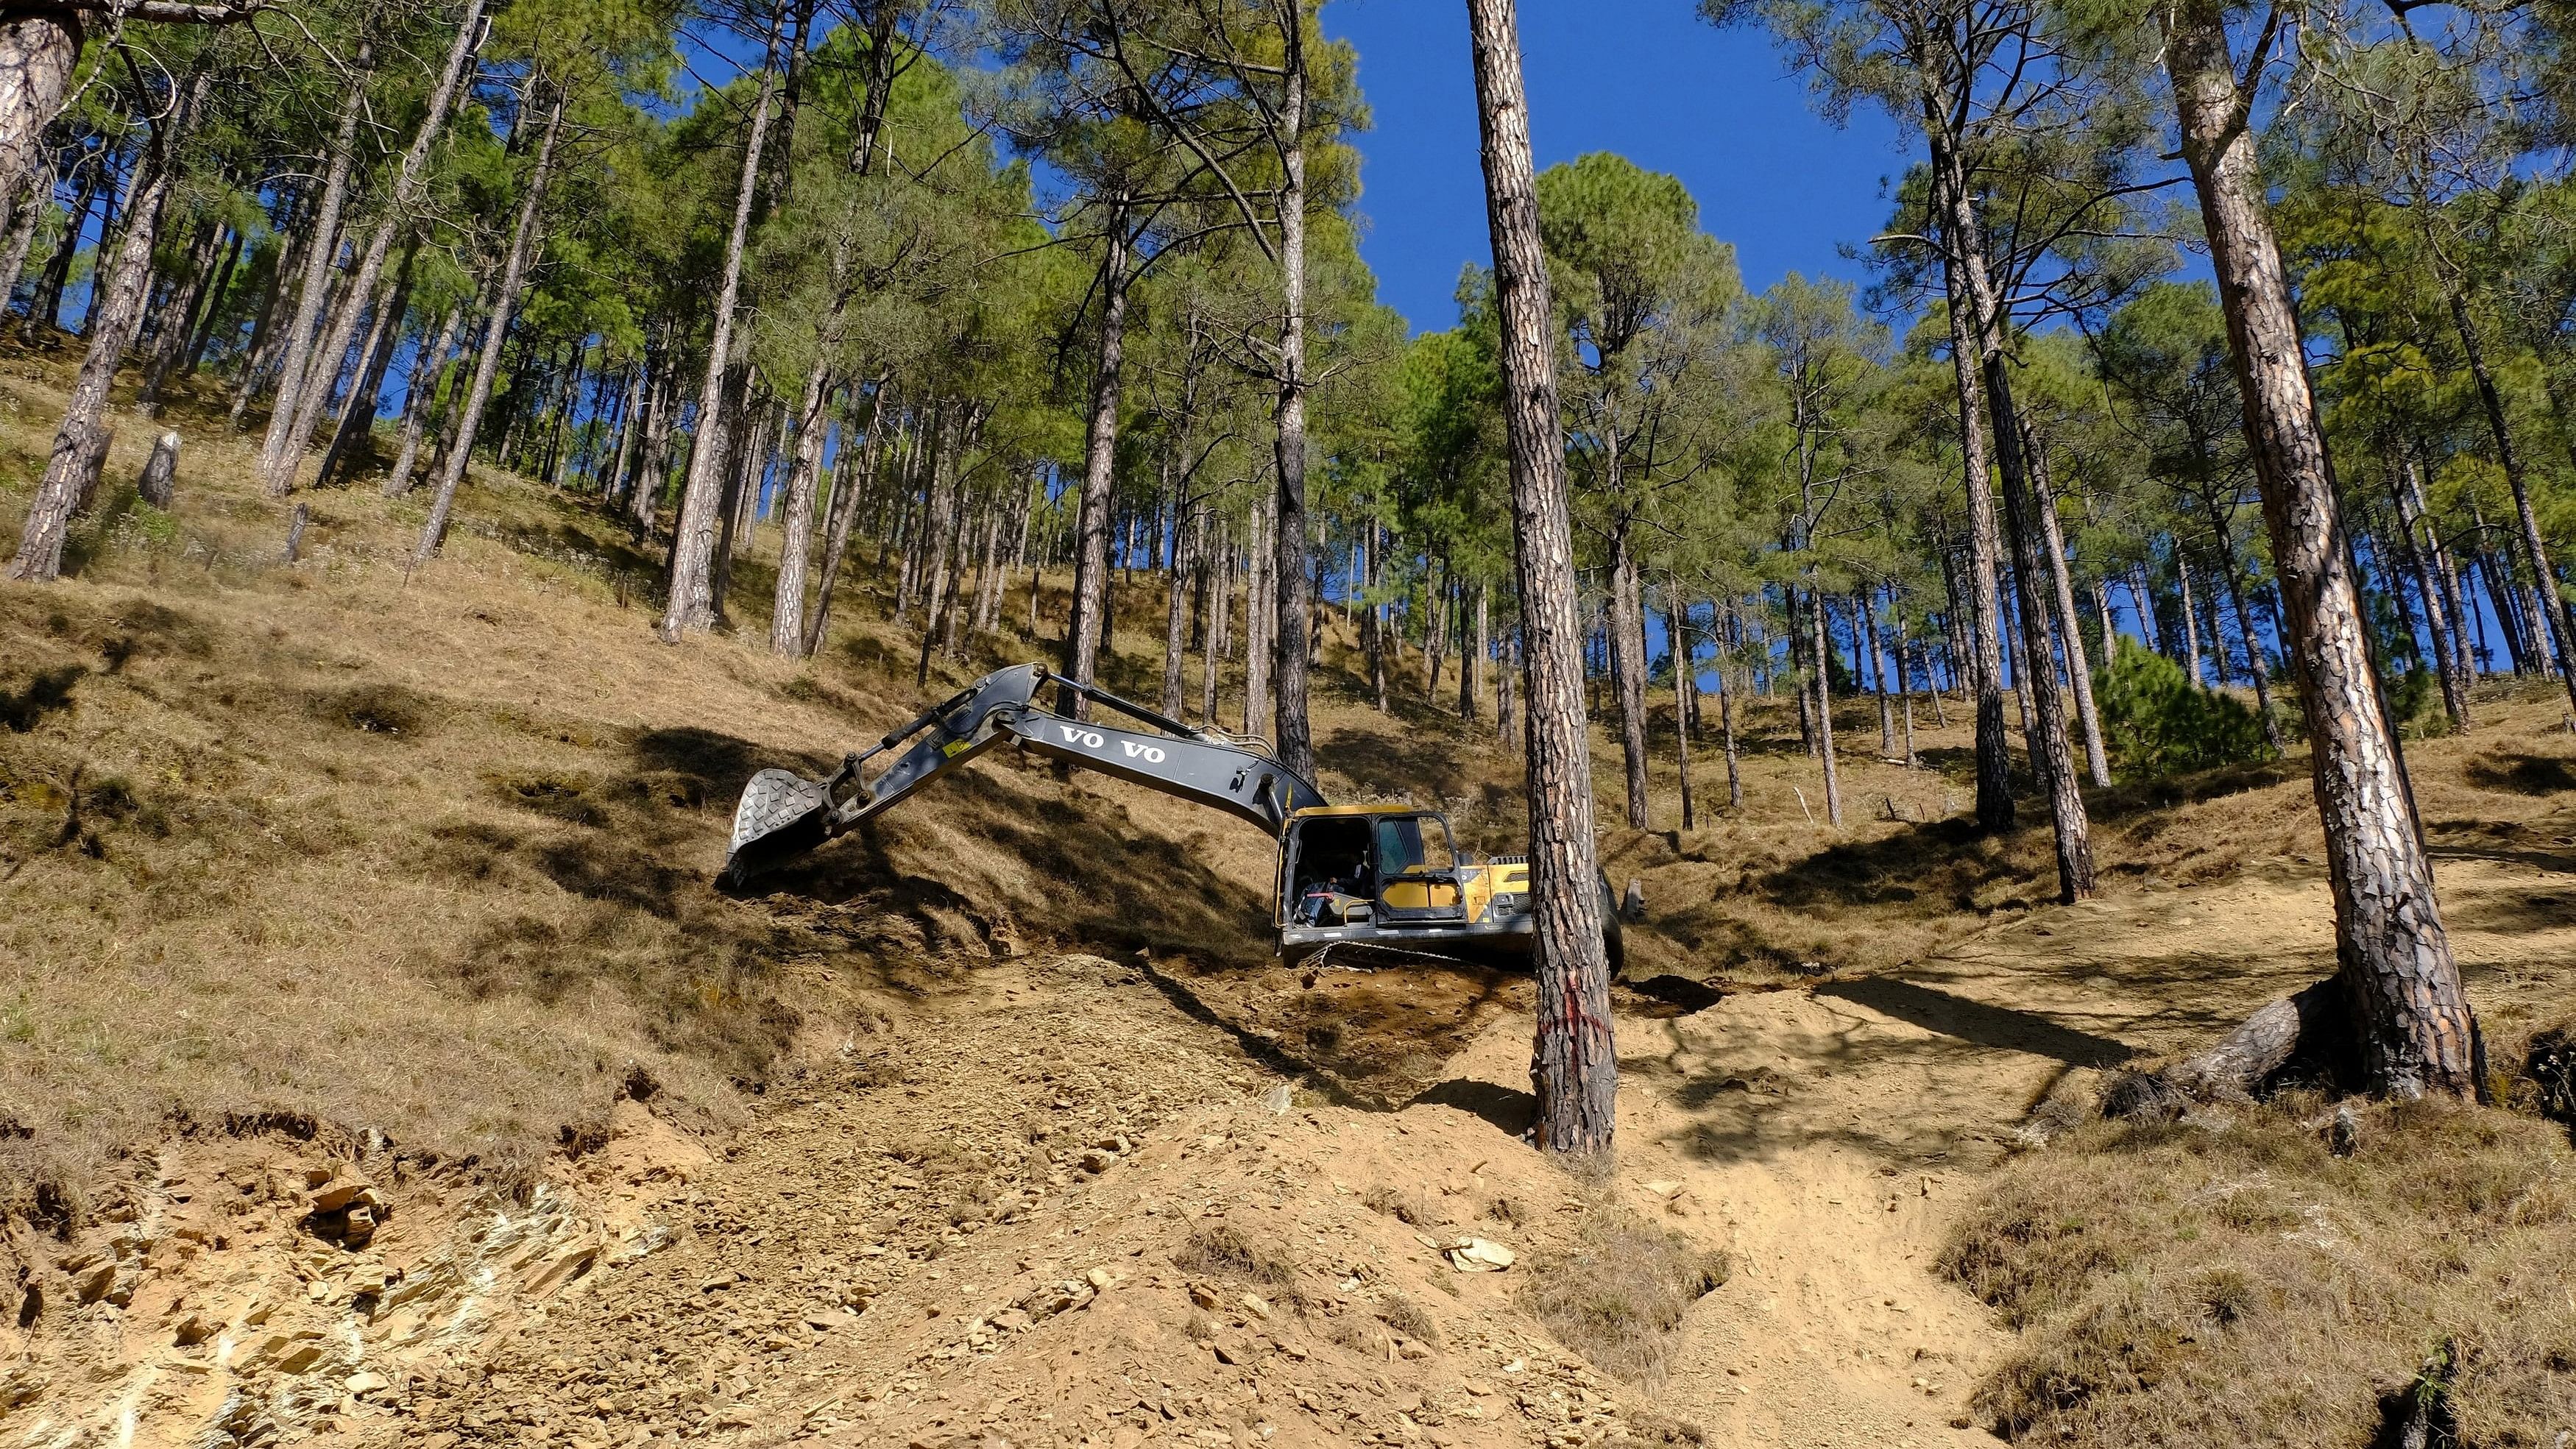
414 82 567 561
660 21 780 638
769 364 837 655
1803 587 1824 757
225 203 300 425
2388 458 2470 731
1368 525 1391 712
1270 39 1316 780
2468 547 2516 673
1861 588 1894 756
1717 620 1743 809
1933 204 2014 833
1468 0 1616 1158
2450 288 2576 714
1203 518 1228 722
1161 489 1192 719
1245 469 1274 734
1998 411 2096 903
7 67 205 581
259 44 373 495
319 244 417 487
1426 565 1448 700
913 410 965 685
604 363 642 506
2026 431 2112 786
804 376 891 656
386 300 464 497
1062 199 1133 719
1608 515 1651 829
1935 107 2082 849
140 215 223 405
1808 585 1844 826
2004 577 2037 737
0 15 79 215
0 145 55 319
275 4 481 483
972 481 1011 635
1669 600 1696 830
704 379 747 609
630 329 676 530
180 215 241 377
2128 562 2163 653
1895 616 1922 767
2164 0 2477 1099
893 414 930 620
2207 517 2284 748
2177 550 2207 686
1464 581 1487 720
31 152 96 339
2405 453 2475 684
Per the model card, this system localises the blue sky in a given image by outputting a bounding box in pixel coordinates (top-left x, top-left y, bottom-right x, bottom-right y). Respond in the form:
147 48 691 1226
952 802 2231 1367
1319 0 1910 336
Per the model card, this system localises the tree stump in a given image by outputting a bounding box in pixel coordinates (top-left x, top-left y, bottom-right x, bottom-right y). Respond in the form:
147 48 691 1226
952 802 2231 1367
138 429 179 508
283 503 308 564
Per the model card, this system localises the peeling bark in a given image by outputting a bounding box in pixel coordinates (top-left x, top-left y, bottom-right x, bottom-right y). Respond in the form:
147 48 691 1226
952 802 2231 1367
1468 0 1616 1158
2163 0 2478 1099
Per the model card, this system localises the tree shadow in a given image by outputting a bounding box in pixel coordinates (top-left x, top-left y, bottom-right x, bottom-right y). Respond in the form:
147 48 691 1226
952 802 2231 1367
2463 752 2576 796
1318 722 1472 804
1754 815 2022 912
2424 840 2576 873
1404 1077 1534 1138
1 665 83 732
1615 974 1727 1018
1814 977 2139 1069
2081 759 2301 823
630 724 807 805
496 517 665 595
2440 879 2576 937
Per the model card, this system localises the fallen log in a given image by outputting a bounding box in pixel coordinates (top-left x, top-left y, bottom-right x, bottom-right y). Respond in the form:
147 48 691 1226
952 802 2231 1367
2106 977 2342 1118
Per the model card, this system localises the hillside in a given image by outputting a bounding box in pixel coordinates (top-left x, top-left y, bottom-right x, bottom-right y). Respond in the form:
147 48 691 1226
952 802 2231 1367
6 366 2576 1447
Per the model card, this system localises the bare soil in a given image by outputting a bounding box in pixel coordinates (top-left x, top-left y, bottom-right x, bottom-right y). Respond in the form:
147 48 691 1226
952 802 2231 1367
6 363 2576 1447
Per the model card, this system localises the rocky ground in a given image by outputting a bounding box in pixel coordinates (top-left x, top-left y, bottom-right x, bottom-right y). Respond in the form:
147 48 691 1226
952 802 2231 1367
10 842 2576 1449
354 951 1691 1449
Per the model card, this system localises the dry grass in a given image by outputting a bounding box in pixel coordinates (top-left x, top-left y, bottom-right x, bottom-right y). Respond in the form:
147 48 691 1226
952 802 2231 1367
1172 1221 1302 1295
1942 1091 2576 1446
1375 1289 1440 1346
1518 1200 1731 1384
0 351 1312 1217
1361 1181 1434 1225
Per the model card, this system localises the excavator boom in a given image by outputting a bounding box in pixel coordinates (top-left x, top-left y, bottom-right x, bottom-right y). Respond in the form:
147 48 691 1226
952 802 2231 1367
723 662 1326 885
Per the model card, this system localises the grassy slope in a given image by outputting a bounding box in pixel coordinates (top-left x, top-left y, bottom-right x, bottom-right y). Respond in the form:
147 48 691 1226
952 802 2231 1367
7 350 2576 1442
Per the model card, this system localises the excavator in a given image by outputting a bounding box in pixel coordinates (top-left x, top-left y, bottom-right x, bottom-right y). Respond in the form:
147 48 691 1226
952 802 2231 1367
721 661 1622 971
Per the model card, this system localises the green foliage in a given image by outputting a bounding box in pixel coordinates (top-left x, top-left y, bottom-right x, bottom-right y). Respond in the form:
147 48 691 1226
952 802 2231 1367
2094 637 2271 779
2389 665 2450 740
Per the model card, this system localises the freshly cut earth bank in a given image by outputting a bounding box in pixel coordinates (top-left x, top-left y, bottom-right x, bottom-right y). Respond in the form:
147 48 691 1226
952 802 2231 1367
10 846 2576 1447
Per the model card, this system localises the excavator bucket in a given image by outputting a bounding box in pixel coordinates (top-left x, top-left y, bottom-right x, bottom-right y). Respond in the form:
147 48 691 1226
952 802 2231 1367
720 664 1049 886
723 767 836 886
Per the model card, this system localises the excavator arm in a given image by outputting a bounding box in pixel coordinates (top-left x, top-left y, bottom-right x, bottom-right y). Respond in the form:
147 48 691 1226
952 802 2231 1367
723 662 1328 885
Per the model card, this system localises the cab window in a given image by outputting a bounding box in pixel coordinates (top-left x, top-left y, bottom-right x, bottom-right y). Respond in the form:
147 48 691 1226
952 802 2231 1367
1373 815 1455 879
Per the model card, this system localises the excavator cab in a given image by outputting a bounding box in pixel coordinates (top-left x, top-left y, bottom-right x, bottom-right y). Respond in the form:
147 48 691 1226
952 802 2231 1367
1274 805 1545 967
